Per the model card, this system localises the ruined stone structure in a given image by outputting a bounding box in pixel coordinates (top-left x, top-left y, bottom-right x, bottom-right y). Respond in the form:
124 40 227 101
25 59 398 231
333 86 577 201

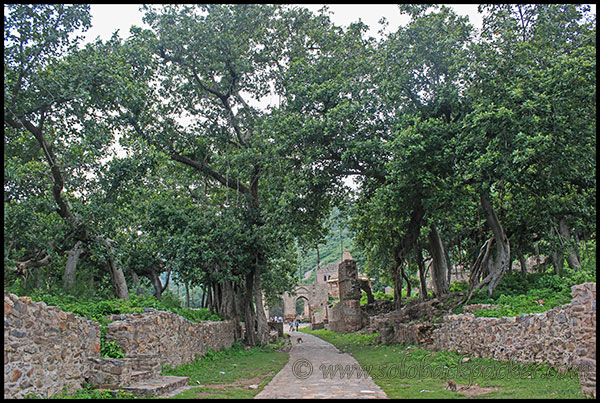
372 283 596 398
4 292 240 399
280 282 329 322
274 251 373 325
327 254 369 332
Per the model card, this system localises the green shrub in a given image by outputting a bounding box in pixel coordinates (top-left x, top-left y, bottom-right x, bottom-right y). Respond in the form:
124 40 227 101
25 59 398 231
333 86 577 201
469 260 596 318
449 281 469 293
100 340 126 359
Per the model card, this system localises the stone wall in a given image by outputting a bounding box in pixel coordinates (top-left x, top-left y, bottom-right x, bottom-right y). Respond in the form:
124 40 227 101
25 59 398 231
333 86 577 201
374 283 596 397
4 292 101 399
4 293 241 399
105 309 237 369
432 284 595 375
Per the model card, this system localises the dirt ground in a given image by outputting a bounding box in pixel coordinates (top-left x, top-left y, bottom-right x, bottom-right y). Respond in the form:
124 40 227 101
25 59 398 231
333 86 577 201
444 382 499 397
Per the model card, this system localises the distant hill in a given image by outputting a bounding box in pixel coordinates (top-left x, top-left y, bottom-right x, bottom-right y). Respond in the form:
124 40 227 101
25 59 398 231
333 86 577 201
296 207 355 280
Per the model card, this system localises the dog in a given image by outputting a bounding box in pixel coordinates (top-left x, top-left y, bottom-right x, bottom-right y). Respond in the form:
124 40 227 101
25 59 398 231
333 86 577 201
296 337 303 344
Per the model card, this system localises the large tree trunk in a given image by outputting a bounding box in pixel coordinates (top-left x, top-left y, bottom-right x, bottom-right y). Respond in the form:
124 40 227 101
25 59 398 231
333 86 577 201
402 268 411 298
107 255 130 299
517 248 528 278
185 282 190 308
233 282 245 341
415 246 428 300
392 245 404 310
207 283 214 314
445 245 452 285
467 192 510 299
428 224 450 297
63 241 83 291
550 226 563 276
243 269 258 346
218 279 243 340
253 265 270 346
131 270 143 295
148 271 164 300
558 217 581 271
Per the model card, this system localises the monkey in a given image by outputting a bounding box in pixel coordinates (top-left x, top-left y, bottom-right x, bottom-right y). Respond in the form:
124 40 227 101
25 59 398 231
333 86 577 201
296 337 303 344
446 380 457 392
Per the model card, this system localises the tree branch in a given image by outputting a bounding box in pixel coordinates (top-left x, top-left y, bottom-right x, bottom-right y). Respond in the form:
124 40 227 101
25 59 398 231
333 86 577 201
170 152 250 194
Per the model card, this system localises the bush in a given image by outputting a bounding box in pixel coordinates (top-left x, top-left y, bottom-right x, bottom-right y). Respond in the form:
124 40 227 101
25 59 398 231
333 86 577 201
449 281 469 293
360 290 395 305
469 261 596 318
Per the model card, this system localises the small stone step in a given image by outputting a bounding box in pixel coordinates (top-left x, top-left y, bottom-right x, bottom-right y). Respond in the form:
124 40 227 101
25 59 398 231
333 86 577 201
130 369 153 382
119 375 190 397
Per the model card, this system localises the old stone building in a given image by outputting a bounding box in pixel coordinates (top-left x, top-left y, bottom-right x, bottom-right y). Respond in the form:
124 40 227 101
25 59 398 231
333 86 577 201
270 251 373 325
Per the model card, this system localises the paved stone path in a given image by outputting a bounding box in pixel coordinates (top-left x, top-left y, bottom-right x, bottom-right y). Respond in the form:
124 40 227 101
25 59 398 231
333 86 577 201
255 326 388 399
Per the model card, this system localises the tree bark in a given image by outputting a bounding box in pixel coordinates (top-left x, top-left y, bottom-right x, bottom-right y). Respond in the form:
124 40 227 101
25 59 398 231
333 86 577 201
63 241 83 291
428 224 450 297
392 248 404 310
253 265 270 346
468 192 511 298
517 249 528 277
415 246 428 300
243 270 258 346
131 270 143 295
558 217 581 271
207 283 214 314
185 282 190 308
402 268 411 298
550 226 563 276
148 271 165 300
445 245 452 285
11 250 52 288
107 256 130 299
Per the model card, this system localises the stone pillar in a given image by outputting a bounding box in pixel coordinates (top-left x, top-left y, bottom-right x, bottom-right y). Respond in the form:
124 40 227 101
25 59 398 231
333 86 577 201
338 258 361 301
282 292 296 321
327 255 367 333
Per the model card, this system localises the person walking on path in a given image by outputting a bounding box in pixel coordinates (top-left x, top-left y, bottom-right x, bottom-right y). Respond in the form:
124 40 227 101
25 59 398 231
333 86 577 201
295 319 299 332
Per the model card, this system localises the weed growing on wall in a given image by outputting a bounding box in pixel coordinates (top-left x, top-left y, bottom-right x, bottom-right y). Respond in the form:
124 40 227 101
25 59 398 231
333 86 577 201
451 264 596 317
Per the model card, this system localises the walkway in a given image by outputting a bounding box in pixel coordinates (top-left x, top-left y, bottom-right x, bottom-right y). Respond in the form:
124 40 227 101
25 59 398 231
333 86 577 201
255 325 388 399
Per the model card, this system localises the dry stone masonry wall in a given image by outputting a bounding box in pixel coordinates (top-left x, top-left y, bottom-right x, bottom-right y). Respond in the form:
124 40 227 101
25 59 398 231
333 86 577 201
104 309 237 369
4 292 101 399
374 283 596 397
4 292 239 399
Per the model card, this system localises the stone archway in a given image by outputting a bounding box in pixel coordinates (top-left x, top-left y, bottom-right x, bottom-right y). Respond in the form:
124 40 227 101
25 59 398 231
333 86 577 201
282 285 312 321
295 295 310 320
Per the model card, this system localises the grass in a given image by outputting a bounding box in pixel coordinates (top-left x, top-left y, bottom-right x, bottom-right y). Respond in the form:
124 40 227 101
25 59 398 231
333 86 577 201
23 384 137 399
163 339 290 399
450 261 596 318
300 328 586 399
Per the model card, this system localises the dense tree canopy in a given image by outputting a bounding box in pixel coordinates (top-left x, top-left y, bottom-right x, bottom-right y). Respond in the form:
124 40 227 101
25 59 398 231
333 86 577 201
4 4 596 343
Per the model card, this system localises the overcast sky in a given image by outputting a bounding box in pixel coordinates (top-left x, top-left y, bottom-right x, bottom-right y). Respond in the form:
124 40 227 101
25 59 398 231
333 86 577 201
82 4 596 44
